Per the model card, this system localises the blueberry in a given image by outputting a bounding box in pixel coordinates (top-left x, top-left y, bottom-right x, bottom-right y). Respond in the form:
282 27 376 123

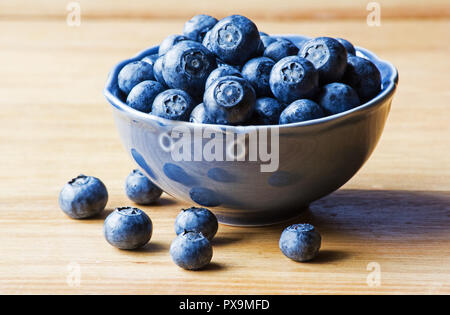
141 53 159 66
318 82 360 115
251 97 283 125
162 41 217 99
170 231 213 270
189 103 214 124
342 55 381 103
300 37 347 84
126 80 165 113
254 39 265 57
104 207 152 250
279 223 321 262
158 34 189 56
259 31 269 37
125 169 163 205
208 15 260 66
260 36 277 50
279 99 325 124
152 56 168 87
59 175 108 219
183 14 218 42
205 65 242 90
336 38 356 55
151 89 195 121
118 61 154 95
269 56 319 104
264 39 299 62
174 207 218 240
203 75 256 125
202 29 213 51
241 57 275 96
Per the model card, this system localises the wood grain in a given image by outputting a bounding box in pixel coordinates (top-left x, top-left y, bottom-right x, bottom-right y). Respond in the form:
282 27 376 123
0 18 449 294
0 0 449 20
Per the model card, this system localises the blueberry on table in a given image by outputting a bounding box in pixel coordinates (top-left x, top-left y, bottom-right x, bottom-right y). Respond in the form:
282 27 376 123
208 15 261 66
279 99 325 124
151 89 195 121
125 169 163 205
189 103 214 124
251 97 283 125
343 55 381 103
118 61 154 95
162 41 217 99
299 37 347 84
203 75 256 125
158 34 189 56
336 38 356 55
104 207 153 250
264 38 299 62
170 231 213 270
126 80 165 113
318 82 360 115
279 223 321 262
174 207 218 240
59 175 108 219
241 57 275 97
183 14 218 42
205 65 242 90
269 56 319 104
141 53 159 66
152 56 168 88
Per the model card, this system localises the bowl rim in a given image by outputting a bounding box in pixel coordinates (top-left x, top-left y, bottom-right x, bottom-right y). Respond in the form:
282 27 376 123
104 34 398 130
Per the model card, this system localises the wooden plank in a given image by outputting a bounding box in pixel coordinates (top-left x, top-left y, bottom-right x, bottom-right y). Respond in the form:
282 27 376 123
0 0 449 20
0 19 449 294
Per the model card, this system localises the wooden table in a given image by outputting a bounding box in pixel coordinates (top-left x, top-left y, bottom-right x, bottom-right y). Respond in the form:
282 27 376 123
0 1 449 294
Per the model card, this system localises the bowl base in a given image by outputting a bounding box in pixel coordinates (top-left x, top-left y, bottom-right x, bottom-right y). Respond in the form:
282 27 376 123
215 205 309 227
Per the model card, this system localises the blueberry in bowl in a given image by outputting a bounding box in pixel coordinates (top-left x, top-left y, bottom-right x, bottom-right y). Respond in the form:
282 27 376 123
104 15 398 226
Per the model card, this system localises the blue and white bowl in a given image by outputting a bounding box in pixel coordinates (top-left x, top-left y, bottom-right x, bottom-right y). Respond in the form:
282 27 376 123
104 35 398 226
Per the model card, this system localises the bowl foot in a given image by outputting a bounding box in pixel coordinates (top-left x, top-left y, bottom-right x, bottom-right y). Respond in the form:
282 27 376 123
215 205 309 227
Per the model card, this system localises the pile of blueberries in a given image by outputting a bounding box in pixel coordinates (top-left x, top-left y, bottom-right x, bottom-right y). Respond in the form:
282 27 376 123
117 14 381 126
59 171 322 270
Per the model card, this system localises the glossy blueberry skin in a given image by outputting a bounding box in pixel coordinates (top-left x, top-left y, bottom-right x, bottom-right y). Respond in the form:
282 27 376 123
264 39 299 62
318 83 360 115
158 34 189 56
279 99 325 124
126 80 165 113
59 175 108 219
183 14 218 42
205 65 242 90
300 37 347 84
279 223 321 262
208 15 260 66
174 207 218 240
141 53 159 66
170 231 213 270
203 75 256 125
336 38 356 55
125 169 163 205
118 61 154 95
241 57 275 97
152 56 168 88
251 97 283 125
104 207 152 250
269 56 319 104
189 103 214 124
342 55 381 103
151 89 195 121
162 41 217 99
260 36 277 50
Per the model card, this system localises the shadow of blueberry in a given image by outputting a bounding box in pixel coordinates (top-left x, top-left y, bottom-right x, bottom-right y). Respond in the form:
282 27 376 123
131 148 156 180
190 187 221 207
163 163 197 186
207 167 236 183
268 171 298 187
